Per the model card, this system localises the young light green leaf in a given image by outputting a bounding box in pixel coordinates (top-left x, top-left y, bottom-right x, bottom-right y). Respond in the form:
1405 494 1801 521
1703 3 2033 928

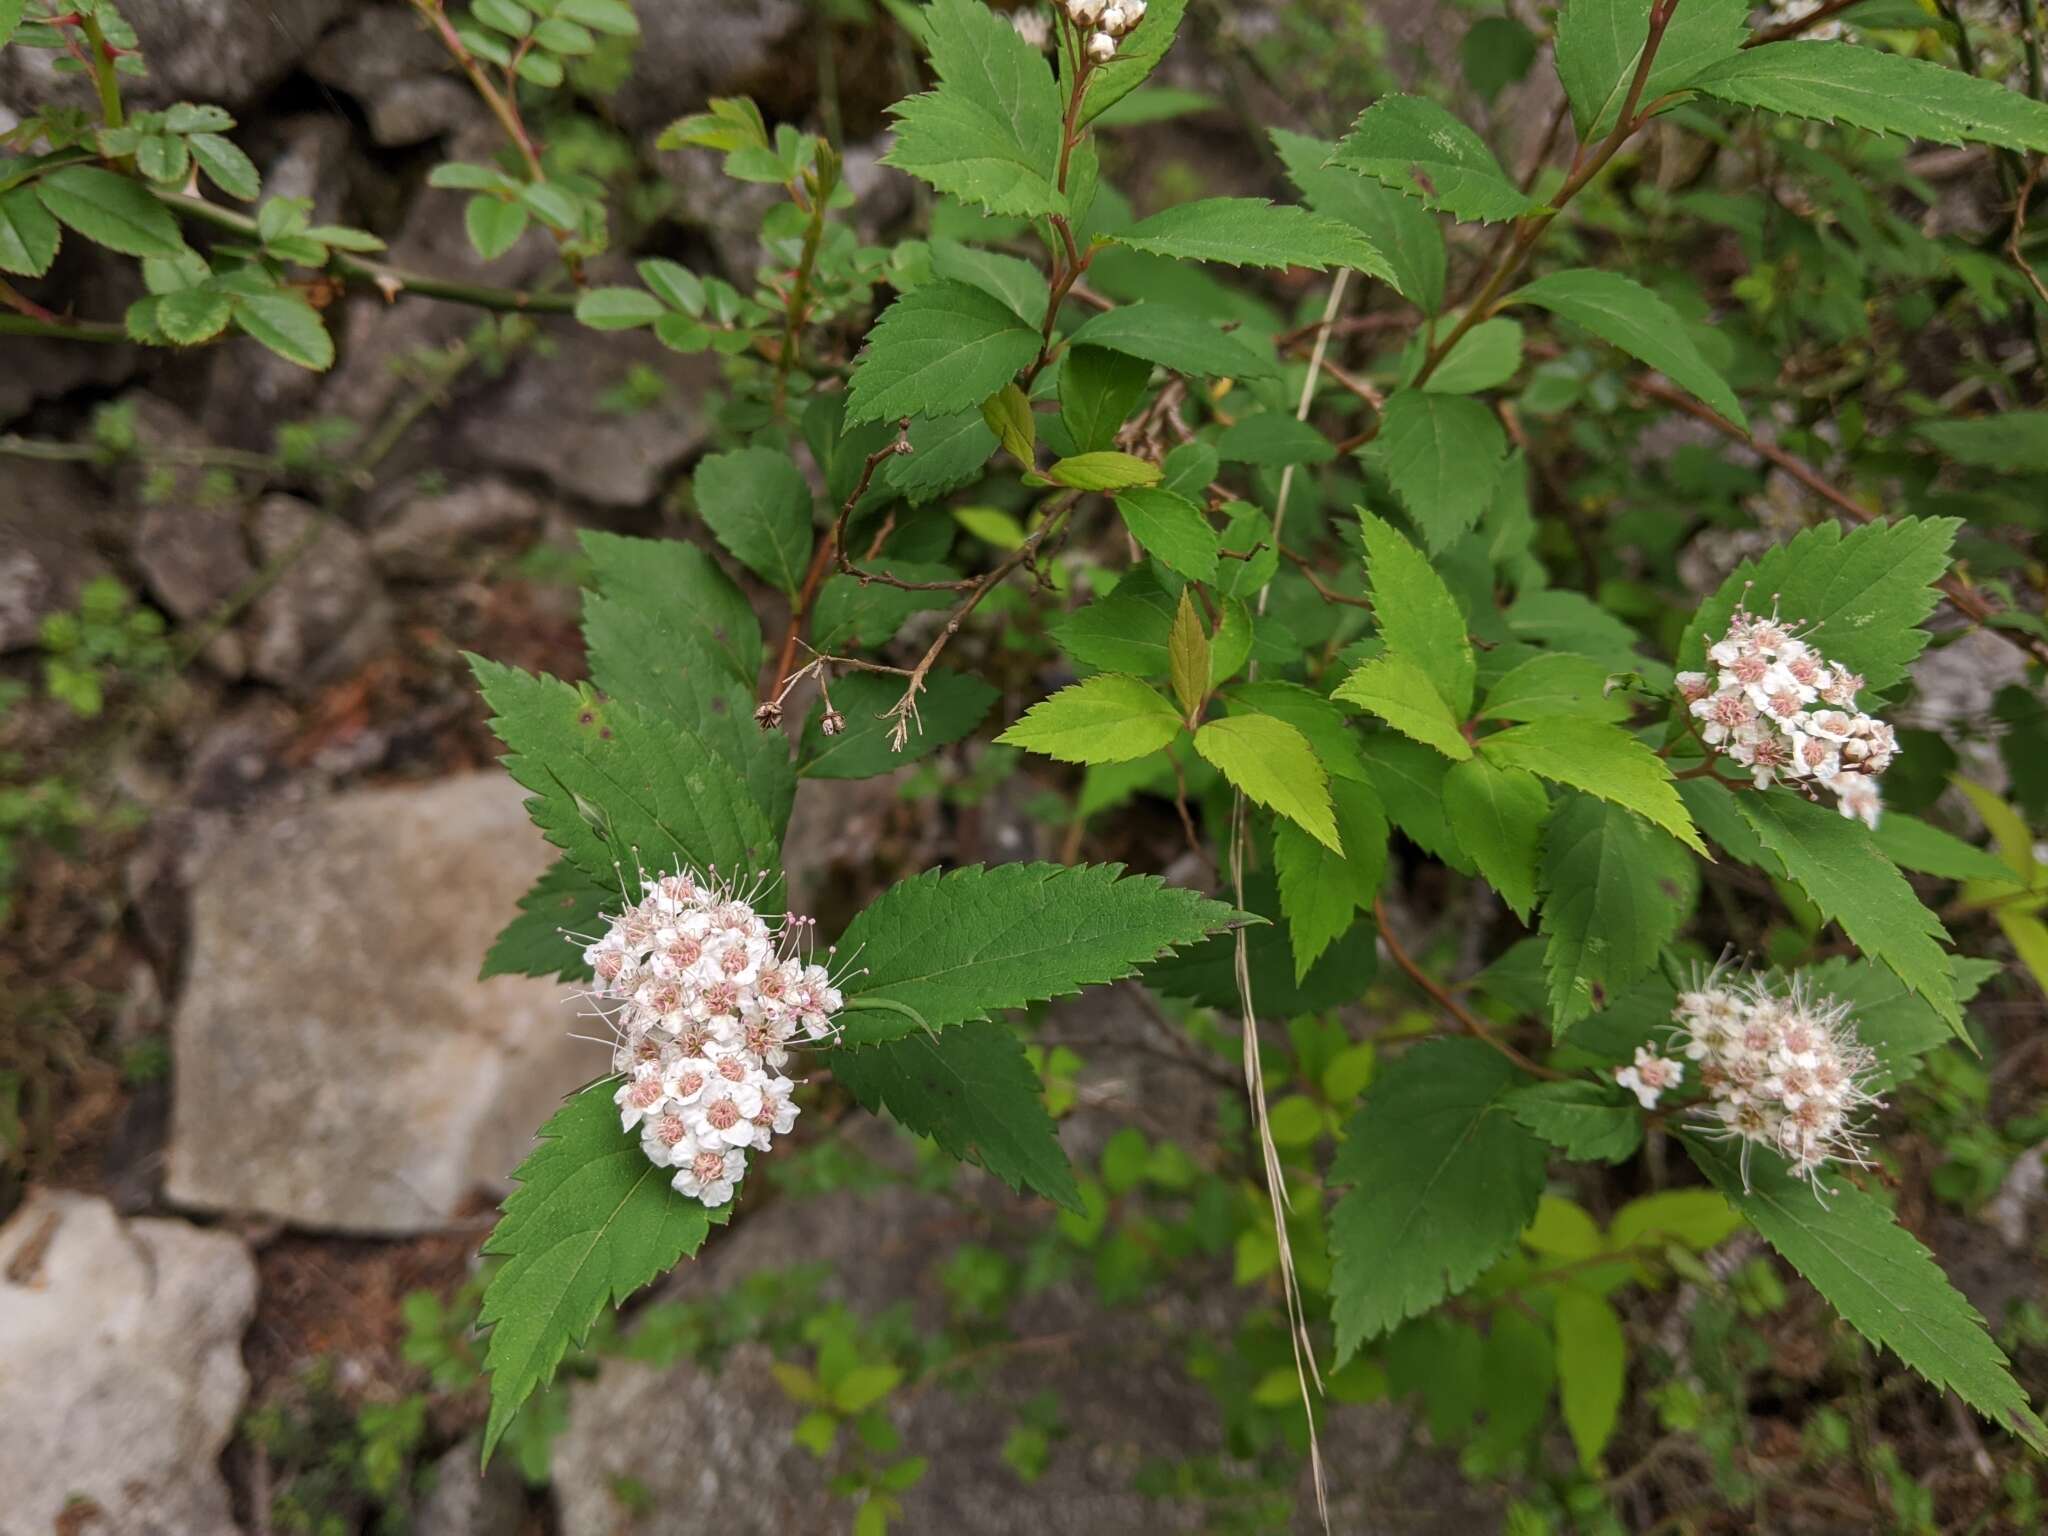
0 186 59 276
1116 486 1220 581
980 382 1036 464
1227 681 1371 783
1735 791 1960 1035
846 280 1040 423
157 285 233 345
1329 95 1539 223
465 196 529 261
1442 755 1549 920
1330 1039 1548 1357
1168 591 1209 720
1274 780 1388 979
231 290 333 370
1870 814 2019 887
36 165 187 257
1068 302 1278 380
574 285 668 330
1508 268 1746 429
1554 1289 1627 1471
884 0 1068 216
1272 127 1446 313
1194 713 1341 851
827 1020 1082 1211
1058 343 1152 452
1479 718 1704 855
692 447 814 596
1688 1136 2048 1452
1504 1080 1643 1164
1368 390 1510 552
835 862 1239 1045
1695 41 2048 154
1555 0 1750 139
1540 793 1695 1033
478 1082 726 1460
1608 1188 1742 1252
1678 516 1959 692
1047 450 1162 491
481 856 612 982
1334 653 1473 761
997 674 1183 764
1356 508 1476 716
1105 196 1391 278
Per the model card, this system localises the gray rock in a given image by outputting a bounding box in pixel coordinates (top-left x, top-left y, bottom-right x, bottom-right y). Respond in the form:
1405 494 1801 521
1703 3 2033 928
165 772 600 1232
309 3 475 147
0 0 349 114
0 461 113 653
0 1190 255 1536
460 327 719 507
609 0 805 133
245 494 393 687
370 477 548 576
416 1435 528 1536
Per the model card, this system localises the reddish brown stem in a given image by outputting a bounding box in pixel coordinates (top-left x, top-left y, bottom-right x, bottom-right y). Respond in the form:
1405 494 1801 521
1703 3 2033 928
1373 896 1566 1081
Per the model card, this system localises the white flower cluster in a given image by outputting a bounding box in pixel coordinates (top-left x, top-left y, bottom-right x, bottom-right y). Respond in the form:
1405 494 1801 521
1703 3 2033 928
578 866 844 1207
1662 965 1881 1189
1676 599 1897 828
1066 0 1146 63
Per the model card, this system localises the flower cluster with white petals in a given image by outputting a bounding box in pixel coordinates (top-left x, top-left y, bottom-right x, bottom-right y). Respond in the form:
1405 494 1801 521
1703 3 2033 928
1616 1045 1684 1110
1675 598 1897 828
1664 964 1882 1190
576 865 845 1207
1066 0 1146 63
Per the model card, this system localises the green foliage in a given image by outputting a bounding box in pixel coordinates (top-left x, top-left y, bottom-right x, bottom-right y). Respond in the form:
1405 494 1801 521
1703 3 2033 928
996 674 1183 764
1331 95 1538 223
1106 197 1390 277
692 447 816 595
1538 793 1693 1033
847 280 1041 423
1507 268 1745 427
1368 391 1509 551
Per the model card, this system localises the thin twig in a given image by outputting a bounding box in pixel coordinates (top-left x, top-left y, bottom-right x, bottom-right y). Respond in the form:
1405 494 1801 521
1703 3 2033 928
1373 896 1566 1080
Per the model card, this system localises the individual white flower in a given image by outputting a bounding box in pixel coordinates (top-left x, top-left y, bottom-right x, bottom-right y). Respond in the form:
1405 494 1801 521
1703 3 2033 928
1675 670 1713 704
748 1077 801 1151
1835 773 1882 829
690 1076 766 1149
1617 1046 1684 1109
1086 29 1117 60
614 1068 670 1132
639 1108 693 1167
672 1141 747 1206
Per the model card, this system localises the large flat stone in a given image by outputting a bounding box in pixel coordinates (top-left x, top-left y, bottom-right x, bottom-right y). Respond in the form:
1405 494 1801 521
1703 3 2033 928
0 1190 256 1536
166 773 598 1233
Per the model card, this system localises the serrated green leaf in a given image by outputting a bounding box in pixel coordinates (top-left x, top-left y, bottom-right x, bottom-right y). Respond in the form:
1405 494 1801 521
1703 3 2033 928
1227 681 1370 783
1356 509 1476 716
1734 791 1960 1035
1688 1135 2048 1451
997 673 1182 764
1058 343 1150 453
1915 413 2048 473
1555 0 1750 140
1329 95 1538 223
884 0 1067 217
136 134 189 187
556 0 638 34
1067 302 1277 380
1050 562 1176 674
796 669 994 780
1368 391 1509 552
1443 755 1549 920
931 237 1047 324
1330 1039 1548 1357
1478 652 1633 724
479 1082 726 1460
1609 1188 1742 1252
1274 779 1387 979
1272 127 1445 313
482 856 612 982
1194 713 1341 850
1554 1289 1627 1470
1504 1080 1642 1163
232 290 333 370
1803 955 1999 1093
1167 591 1208 720
1480 718 1703 855
1678 516 1959 692
847 280 1040 424
1695 41 2048 154
188 132 260 200
465 196 529 260
835 862 1238 1044
980 381 1035 464
36 165 187 257
1105 196 1391 278
1115 486 1220 581
886 408 998 504
1508 268 1746 429
157 284 233 344
0 0 23 48
1334 653 1474 760
0 186 59 276
580 529 762 683
1869 814 2018 887
827 1020 1082 1211
1539 793 1694 1033
1145 868 1375 1015
1361 728 1474 872
1214 413 1336 467
1420 316 1524 395
691 447 814 596
1047 450 1160 491
470 657 780 888
811 565 957 651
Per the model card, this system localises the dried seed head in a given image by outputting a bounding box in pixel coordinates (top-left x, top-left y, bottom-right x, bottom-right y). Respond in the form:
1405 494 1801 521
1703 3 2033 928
820 707 846 736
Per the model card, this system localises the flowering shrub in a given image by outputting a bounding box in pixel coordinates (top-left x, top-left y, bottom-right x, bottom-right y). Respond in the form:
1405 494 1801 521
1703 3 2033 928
11 0 2048 1522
